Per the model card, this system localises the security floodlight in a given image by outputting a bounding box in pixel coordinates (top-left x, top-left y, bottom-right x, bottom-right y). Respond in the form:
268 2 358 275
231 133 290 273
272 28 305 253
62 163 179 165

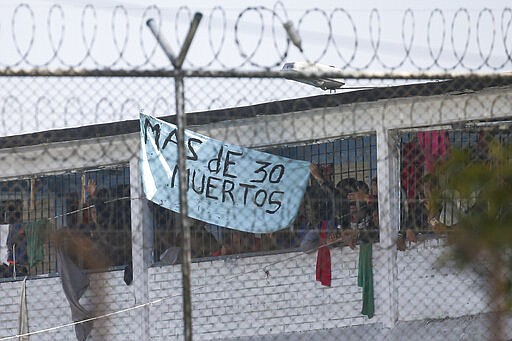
281 62 345 91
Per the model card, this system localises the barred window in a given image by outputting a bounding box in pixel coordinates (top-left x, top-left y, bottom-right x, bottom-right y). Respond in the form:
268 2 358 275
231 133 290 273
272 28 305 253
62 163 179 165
399 121 512 238
0 164 131 280
152 133 378 263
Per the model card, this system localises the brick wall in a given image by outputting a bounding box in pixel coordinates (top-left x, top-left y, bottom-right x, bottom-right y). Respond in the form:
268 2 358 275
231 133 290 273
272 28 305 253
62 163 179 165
0 279 24 339
397 239 488 321
0 269 136 340
148 248 377 340
0 241 491 340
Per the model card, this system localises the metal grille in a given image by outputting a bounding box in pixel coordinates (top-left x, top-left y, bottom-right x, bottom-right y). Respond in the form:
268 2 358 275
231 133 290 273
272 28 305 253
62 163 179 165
0 164 131 279
399 123 512 236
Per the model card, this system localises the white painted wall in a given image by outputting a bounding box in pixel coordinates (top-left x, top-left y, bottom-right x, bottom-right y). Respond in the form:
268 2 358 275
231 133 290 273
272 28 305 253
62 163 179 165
0 270 135 340
148 248 371 340
396 239 488 322
0 241 489 340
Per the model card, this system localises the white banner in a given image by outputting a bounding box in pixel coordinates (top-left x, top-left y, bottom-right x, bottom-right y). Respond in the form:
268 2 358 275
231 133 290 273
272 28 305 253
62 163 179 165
140 113 310 233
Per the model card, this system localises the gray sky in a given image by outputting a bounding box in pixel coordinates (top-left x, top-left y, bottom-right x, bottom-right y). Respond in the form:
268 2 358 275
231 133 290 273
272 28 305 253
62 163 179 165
0 1 510 136
1 0 510 70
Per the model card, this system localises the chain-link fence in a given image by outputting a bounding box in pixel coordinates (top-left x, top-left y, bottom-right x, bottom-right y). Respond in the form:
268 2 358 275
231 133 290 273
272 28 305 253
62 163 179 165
1 3 512 341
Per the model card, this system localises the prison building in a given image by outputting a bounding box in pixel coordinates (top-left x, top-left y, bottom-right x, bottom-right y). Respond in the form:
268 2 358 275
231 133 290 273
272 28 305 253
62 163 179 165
1 78 512 340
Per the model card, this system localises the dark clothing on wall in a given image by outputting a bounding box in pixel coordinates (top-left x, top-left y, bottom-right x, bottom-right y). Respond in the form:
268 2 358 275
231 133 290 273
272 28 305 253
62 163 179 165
7 223 28 266
57 248 93 341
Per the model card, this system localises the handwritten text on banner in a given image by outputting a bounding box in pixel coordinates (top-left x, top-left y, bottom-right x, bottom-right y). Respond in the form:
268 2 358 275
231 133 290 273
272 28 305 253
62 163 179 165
139 113 310 233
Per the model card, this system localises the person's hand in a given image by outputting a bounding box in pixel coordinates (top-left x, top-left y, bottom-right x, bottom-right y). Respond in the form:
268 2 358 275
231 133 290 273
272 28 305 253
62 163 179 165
339 229 357 249
328 232 339 244
397 235 406 251
309 164 324 185
340 228 353 239
405 228 417 242
86 180 96 198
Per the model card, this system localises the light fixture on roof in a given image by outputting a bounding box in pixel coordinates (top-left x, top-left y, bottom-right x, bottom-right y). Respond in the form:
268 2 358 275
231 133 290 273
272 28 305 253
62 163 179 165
281 62 346 91
281 20 346 92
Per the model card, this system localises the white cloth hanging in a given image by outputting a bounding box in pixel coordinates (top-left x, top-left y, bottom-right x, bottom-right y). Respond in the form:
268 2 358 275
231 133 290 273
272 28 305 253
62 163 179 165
0 224 9 264
18 276 29 340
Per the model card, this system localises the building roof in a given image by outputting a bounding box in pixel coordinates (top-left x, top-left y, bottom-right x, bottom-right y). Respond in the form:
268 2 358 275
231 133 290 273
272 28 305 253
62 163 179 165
1 77 511 149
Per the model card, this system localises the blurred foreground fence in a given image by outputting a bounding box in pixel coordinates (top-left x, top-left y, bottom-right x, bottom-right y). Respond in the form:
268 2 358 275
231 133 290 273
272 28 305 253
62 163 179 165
1 3 512 341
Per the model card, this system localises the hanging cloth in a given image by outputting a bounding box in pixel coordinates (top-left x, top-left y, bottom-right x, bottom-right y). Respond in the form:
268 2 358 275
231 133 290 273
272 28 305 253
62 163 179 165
26 219 50 268
18 276 29 340
7 223 28 267
0 224 9 264
358 242 374 318
316 220 331 287
417 130 450 173
56 248 93 341
401 141 424 200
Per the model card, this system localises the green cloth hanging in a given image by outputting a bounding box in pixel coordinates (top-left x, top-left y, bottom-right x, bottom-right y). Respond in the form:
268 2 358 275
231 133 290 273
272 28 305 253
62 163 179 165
26 219 50 268
358 242 375 318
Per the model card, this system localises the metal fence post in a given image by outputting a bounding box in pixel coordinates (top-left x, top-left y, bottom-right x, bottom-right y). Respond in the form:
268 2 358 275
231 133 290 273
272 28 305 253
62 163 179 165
147 13 203 341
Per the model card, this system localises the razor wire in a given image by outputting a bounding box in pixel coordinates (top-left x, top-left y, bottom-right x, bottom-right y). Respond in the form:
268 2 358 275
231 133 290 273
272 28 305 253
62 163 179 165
0 3 511 71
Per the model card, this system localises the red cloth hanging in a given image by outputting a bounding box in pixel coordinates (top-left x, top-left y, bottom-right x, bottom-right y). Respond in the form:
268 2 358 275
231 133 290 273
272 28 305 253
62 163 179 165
316 220 331 287
417 130 450 173
401 141 424 200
